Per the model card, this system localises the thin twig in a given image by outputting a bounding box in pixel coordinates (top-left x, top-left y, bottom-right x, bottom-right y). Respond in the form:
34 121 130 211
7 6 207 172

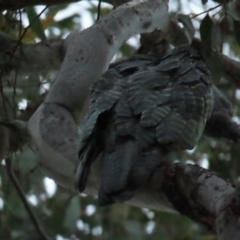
10 6 48 64
191 4 221 19
9 7 48 118
212 8 223 17
5 157 52 240
97 0 102 21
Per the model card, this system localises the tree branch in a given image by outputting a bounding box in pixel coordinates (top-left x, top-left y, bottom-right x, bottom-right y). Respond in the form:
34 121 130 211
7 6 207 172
0 0 78 11
84 159 240 239
1 14 240 89
2 20 240 89
0 0 129 11
161 163 240 239
0 32 65 75
5 157 52 240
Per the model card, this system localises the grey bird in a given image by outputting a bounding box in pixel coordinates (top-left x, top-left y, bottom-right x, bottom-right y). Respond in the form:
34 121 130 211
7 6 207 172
75 47 238 206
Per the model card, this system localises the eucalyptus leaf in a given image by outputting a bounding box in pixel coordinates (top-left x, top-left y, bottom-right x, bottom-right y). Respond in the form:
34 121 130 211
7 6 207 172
200 14 223 82
26 7 46 41
177 14 195 45
211 23 222 52
200 14 213 58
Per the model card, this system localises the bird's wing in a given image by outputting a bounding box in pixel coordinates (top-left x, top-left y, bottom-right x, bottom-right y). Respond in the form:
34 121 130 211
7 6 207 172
127 47 213 150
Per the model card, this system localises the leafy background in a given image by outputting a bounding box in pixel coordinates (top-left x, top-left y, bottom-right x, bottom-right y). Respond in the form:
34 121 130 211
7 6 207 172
0 0 240 239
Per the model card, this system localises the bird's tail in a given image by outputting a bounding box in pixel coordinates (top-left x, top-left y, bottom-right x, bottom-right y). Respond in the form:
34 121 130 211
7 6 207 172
98 136 167 206
98 138 137 206
76 140 101 192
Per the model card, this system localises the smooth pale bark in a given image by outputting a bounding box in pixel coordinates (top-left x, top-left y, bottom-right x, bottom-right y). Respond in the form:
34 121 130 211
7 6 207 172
0 33 65 75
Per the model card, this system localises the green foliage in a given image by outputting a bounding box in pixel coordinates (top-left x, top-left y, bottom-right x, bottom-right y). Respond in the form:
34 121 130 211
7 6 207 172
200 14 223 82
0 1 240 240
26 7 47 41
177 14 195 45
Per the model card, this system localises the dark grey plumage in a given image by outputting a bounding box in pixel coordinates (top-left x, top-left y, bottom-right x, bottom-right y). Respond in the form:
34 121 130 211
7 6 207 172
76 47 214 206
